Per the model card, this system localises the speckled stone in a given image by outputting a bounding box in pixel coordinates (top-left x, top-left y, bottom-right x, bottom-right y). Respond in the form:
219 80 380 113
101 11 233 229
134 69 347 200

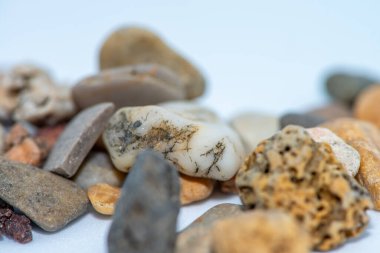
44 103 115 178
73 152 126 190
73 64 186 110
0 159 88 232
280 113 325 129
108 150 180 253
99 27 205 99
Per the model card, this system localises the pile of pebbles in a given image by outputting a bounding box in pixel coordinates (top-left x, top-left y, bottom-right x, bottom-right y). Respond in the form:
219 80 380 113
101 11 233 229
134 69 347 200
0 26 379 253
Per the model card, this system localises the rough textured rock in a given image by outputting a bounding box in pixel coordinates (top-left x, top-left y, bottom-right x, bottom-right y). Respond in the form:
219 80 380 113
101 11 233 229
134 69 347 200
108 150 180 253
44 103 115 178
280 113 325 129
99 26 205 99
0 206 33 244
236 125 372 251
230 112 279 154
175 204 242 253
87 183 120 215
180 174 214 205
325 73 377 105
321 118 380 210
0 159 88 231
307 102 352 120
354 85 380 128
103 105 244 180
73 151 126 190
211 210 311 253
73 64 186 110
307 127 360 176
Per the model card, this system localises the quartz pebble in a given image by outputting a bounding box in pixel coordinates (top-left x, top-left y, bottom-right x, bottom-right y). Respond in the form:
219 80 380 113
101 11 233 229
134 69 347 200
73 64 186 110
326 72 377 105
211 210 310 253
236 125 372 251
307 127 360 176
321 118 380 210
108 150 180 253
180 174 214 205
99 27 205 99
88 183 121 215
103 105 244 180
280 113 325 129
354 85 380 128
44 103 115 178
73 151 125 190
0 159 88 231
230 112 279 153
176 204 243 253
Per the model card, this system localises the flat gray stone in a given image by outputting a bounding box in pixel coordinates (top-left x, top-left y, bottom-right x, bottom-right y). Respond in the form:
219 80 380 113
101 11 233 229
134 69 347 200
108 150 180 253
0 159 88 232
176 203 243 253
44 103 115 178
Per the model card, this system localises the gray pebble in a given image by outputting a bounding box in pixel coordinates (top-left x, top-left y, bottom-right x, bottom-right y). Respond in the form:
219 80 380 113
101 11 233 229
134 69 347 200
280 113 326 129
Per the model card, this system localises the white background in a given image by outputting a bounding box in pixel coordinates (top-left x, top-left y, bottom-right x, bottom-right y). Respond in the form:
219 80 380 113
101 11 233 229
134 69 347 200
1 1 380 252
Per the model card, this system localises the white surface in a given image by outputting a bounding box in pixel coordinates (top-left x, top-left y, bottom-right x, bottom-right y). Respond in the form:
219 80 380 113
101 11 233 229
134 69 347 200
1 0 380 252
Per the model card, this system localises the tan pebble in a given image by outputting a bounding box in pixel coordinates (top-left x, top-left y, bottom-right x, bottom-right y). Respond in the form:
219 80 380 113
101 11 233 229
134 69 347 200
219 176 238 194
180 174 214 205
5 123 30 150
88 183 121 215
211 210 311 253
354 85 380 127
5 137 43 166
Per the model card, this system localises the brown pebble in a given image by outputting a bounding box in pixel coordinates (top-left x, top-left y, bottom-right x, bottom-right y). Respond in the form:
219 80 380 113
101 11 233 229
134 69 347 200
354 85 380 128
180 174 214 205
35 123 66 151
219 176 238 194
5 123 30 150
5 137 43 166
307 102 352 120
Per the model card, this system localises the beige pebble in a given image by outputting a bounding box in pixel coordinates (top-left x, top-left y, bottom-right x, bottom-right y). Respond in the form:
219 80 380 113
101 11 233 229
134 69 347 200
88 183 121 215
180 174 214 205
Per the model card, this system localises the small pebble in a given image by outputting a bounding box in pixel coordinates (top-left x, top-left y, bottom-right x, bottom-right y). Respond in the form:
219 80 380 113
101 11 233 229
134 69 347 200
0 124 5 154
108 150 180 253
307 102 352 120
180 174 215 205
0 159 88 232
44 103 115 178
35 123 66 151
211 210 311 253
73 151 126 190
354 85 380 128
88 183 121 215
5 137 43 166
4 123 30 150
280 113 325 129
99 26 206 99
219 176 238 194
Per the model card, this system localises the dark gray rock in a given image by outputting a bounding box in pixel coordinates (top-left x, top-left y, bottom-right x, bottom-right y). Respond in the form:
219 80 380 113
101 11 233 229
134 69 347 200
0 159 88 231
73 64 186 110
43 103 115 178
280 113 326 129
108 150 180 253
326 73 378 105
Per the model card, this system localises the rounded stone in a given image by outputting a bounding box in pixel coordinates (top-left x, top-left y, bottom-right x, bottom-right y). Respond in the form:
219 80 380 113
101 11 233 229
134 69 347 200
280 113 325 129
354 84 380 128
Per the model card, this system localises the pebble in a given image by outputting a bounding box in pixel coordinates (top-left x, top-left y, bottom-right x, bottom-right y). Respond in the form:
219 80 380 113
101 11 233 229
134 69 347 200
175 203 243 253
326 72 377 105
211 210 310 253
108 150 180 253
99 26 205 99
280 113 325 129
321 118 380 210
4 123 30 150
5 137 44 166
307 102 352 120
307 127 360 176
73 64 186 110
236 125 372 251
0 159 88 232
0 124 4 154
35 124 66 151
103 105 245 180
180 174 215 205
73 151 126 190
44 103 115 178
354 85 380 128
87 183 121 215
230 112 279 153
219 176 238 194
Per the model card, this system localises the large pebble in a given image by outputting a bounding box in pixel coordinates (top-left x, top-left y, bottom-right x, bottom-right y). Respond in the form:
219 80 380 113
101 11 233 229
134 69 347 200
236 125 372 251
326 72 377 105
321 118 380 210
307 127 360 176
230 112 279 153
108 150 180 253
176 204 243 253
73 151 126 190
73 64 186 110
354 85 380 128
103 105 244 180
211 210 310 253
0 159 88 231
99 27 205 99
280 113 325 128
44 103 115 178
